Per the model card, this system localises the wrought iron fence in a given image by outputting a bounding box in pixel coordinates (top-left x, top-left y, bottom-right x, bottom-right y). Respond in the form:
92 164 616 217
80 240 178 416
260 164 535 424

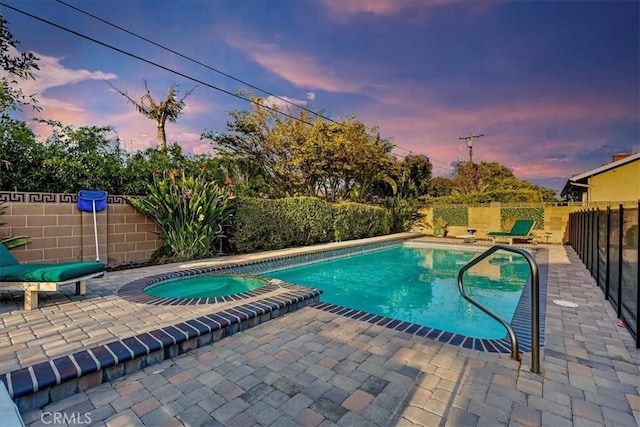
568 201 639 348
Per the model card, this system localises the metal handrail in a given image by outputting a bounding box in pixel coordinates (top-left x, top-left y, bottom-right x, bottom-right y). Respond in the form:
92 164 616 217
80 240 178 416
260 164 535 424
457 244 541 374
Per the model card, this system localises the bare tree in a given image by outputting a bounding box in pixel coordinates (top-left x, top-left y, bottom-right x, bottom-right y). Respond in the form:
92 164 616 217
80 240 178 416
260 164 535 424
107 80 195 150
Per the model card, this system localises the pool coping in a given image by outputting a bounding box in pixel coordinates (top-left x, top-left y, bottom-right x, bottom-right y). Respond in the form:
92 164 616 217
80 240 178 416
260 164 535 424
2 283 321 411
120 237 547 353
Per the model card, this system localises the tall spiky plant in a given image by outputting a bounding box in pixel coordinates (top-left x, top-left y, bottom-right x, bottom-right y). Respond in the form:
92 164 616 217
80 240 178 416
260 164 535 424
107 80 195 150
129 171 235 262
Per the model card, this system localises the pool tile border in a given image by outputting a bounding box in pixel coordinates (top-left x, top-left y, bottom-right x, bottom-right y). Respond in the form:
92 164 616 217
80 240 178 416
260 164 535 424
117 239 404 305
309 244 549 355
1 284 321 412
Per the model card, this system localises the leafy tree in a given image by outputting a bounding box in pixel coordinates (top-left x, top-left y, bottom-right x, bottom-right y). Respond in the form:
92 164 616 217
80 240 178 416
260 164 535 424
0 118 44 191
204 96 317 197
0 15 40 172
121 143 243 196
203 94 394 202
0 120 128 193
307 119 394 202
37 121 127 194
430 160 558 203
108 80 195 151
0 15 39 115
451 161 483 194
430 176 454 197
394 154 432 199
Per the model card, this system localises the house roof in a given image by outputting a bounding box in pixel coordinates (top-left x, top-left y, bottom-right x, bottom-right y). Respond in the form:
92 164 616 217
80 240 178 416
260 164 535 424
561 152 640 197
568 152 640 183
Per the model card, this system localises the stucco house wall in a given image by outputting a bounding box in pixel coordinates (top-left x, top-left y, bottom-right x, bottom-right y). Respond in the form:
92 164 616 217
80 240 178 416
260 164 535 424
588 159 640 202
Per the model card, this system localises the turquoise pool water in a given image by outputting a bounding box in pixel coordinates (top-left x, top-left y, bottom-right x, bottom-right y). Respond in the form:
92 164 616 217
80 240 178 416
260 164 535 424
145 275 267 299
265 245 531 339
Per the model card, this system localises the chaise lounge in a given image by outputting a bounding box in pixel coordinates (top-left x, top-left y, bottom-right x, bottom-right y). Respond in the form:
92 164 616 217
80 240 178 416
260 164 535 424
0 244 105 310
488 219 536 245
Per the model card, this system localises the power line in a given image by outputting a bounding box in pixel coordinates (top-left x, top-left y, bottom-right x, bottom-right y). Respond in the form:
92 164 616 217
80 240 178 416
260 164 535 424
2 1 457 172
391 149 454 172
0 2 315 126
54 0 338 125
392 145 454 171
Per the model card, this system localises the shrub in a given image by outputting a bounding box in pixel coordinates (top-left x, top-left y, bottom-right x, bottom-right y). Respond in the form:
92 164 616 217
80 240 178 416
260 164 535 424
385 197 420 233
129 171 235 262
229 197 334 253
332 202 390 241
230 197 391 252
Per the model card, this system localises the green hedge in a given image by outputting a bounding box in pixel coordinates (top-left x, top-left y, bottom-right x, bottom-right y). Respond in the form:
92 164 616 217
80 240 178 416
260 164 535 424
501 207 544 230
433 206 468 227
229 197 390 253
332 202 390 241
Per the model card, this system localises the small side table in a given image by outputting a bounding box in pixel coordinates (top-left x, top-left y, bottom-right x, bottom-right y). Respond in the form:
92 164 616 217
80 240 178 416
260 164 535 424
545 232 552 243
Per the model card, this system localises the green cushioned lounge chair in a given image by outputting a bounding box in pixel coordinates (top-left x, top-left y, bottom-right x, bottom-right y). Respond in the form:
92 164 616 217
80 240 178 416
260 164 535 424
487 219 536 245
0 244 105 310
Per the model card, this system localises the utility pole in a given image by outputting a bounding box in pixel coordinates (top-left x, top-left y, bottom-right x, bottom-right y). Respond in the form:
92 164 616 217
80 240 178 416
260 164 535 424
458 133 484 164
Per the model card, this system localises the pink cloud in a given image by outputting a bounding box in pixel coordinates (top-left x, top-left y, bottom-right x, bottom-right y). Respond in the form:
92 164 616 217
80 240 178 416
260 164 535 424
14 49 117 111
355 82 636 180
319 0 491 21
221 33 363 93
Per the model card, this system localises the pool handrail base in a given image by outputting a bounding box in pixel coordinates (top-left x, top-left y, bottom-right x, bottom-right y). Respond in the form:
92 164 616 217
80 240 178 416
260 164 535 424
457 244 541 374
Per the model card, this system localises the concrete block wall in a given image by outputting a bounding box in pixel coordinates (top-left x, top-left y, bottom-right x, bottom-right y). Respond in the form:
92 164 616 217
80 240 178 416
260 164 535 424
0 192 160 267
416 203 608 244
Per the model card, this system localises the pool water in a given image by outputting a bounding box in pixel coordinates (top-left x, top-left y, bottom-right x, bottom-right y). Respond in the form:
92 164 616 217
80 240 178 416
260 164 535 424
265 245 531 339
145 275 267 299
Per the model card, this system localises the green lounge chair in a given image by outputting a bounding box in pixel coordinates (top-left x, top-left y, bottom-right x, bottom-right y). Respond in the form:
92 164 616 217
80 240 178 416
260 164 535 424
0 244 105 310
487 219 536 245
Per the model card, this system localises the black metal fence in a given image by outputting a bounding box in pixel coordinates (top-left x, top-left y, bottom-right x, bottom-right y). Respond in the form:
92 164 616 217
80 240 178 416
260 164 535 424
568 201 639 348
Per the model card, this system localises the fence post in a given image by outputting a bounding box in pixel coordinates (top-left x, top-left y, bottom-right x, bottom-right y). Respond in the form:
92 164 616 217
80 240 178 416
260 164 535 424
591 208 596 273
579 210 584 259
588 209 593 272
576 211 580 255
596 208 600 287
568 212 572 246
571 212 575 247
583 209 588 262
605 206 611 300
636 200 639 349
617 204 623 317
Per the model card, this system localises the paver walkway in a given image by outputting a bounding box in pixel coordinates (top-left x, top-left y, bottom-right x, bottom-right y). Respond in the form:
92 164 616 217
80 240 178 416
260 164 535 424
5 241 639 426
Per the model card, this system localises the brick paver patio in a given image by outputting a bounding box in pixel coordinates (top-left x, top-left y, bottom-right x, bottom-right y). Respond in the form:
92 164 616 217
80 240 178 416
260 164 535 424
1 236 638 426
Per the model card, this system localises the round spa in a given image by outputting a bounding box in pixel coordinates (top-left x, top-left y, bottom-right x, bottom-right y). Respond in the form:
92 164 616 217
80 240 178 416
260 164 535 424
144 275 268 299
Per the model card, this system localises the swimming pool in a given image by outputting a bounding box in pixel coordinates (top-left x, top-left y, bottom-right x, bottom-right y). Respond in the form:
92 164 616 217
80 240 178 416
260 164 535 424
265 244 532 339
118 238 545 350
145 275 268 298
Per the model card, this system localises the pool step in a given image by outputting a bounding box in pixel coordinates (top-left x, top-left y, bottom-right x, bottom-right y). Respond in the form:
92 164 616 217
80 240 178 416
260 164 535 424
1 287 321 414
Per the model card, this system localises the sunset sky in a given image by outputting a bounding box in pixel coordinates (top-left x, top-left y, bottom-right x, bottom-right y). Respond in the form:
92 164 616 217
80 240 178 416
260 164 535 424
2 0 638 191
